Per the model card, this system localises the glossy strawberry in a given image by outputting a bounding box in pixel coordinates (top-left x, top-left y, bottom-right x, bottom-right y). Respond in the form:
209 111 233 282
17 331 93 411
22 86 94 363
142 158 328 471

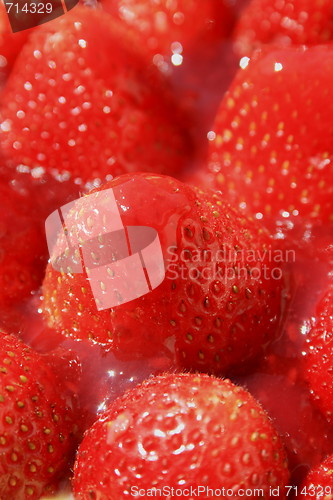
101 0 235 68
234 0 333 57
73 373 289 499
195 45 333 230
304 284 333 421
0 7 191 184
42 172 284 375
297 454 333 499
0 332 77 499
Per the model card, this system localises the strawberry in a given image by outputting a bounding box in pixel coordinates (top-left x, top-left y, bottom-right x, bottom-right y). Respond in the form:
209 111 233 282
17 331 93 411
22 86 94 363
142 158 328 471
304 283 333 421
0 6 191 184
0 332 77 499
73 373 289 499
234 0 333 57
194 45 333 231
101 0 235 68
42 172 284 375
297 455 333 499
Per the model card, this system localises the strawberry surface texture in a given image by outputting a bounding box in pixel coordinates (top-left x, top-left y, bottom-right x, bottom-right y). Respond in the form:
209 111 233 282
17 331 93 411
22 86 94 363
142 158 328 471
0 7 191 184
234 0 333 56
0 333 78 499
193 45 333 231
73 373 289 499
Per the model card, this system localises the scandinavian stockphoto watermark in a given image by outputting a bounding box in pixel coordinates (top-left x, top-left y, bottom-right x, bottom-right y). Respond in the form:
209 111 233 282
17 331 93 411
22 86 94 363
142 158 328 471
131 486 266 497
129 485 333 497
165 245 295 282
3 0 79 33
45 189 166 311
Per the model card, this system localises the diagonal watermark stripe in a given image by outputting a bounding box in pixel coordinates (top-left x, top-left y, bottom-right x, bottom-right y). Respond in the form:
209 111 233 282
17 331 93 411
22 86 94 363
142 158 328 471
45 188 165 311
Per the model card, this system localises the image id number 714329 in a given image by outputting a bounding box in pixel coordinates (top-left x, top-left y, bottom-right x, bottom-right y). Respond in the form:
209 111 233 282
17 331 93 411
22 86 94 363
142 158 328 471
285 485 333 497
5 2 53 14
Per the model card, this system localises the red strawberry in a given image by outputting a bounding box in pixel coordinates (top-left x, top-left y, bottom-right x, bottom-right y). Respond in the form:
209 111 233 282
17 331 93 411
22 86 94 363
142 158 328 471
42 172 284 375
297 455 333 499
194 45 333 231
73 373 289 499
0 6 191 184
304 283 333 421
234 0 333 57
101 0 235 68
0 332 77 499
